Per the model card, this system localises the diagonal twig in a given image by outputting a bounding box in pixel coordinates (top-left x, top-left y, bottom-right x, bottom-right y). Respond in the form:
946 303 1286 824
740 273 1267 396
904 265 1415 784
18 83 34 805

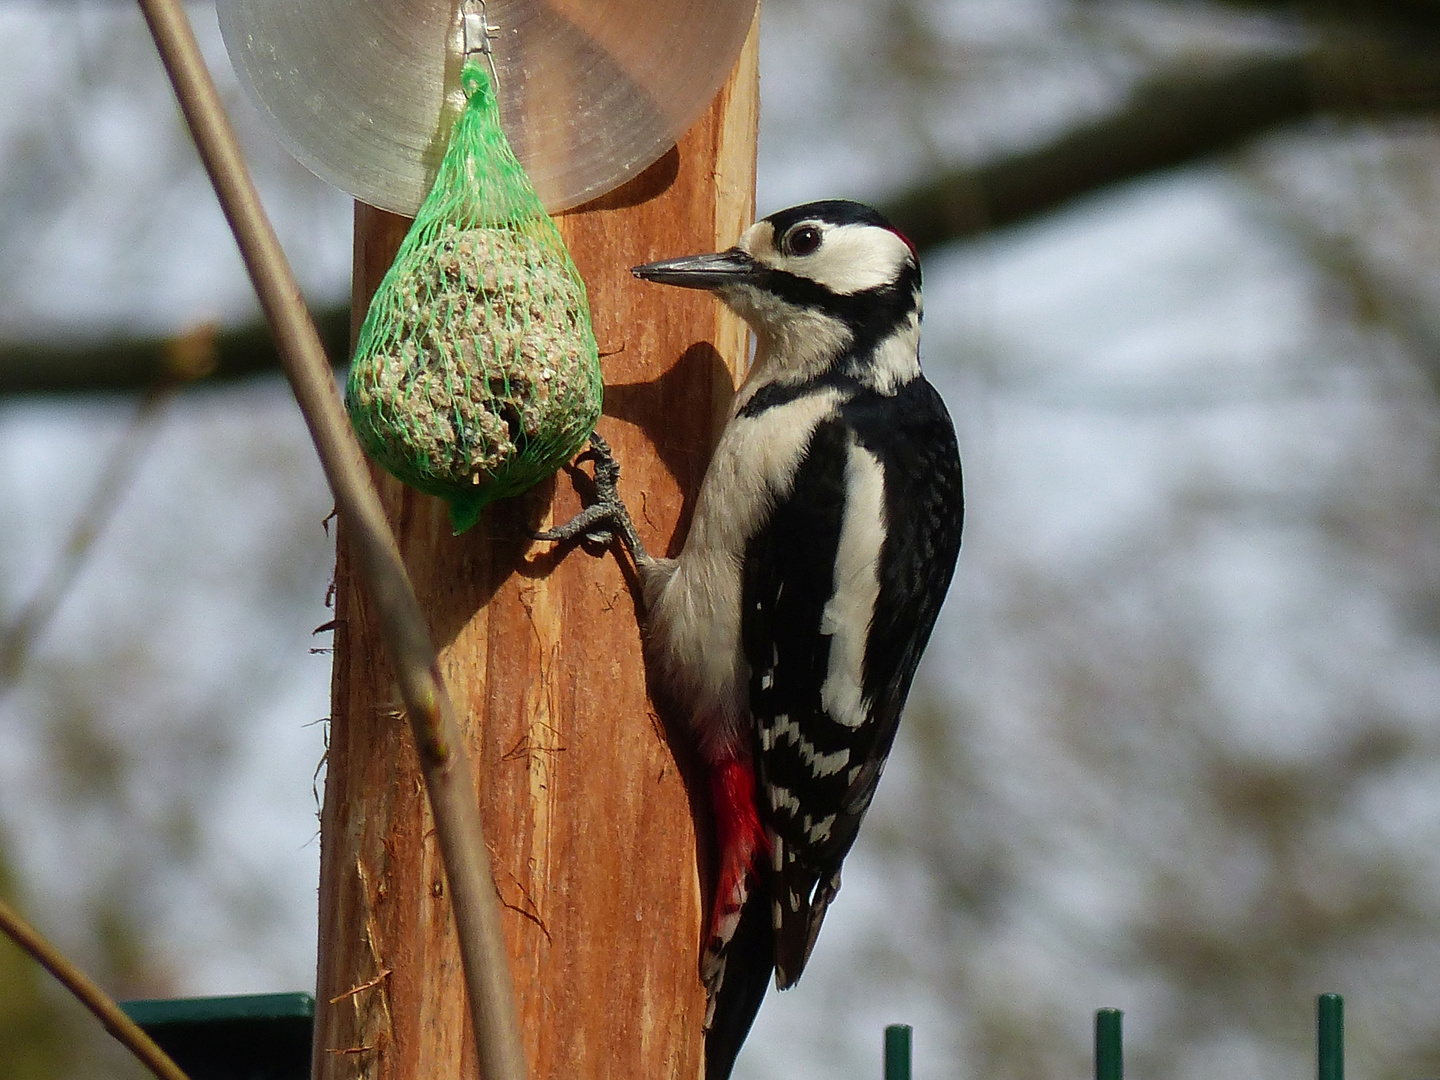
0 895 192 1080
130 3 527 1080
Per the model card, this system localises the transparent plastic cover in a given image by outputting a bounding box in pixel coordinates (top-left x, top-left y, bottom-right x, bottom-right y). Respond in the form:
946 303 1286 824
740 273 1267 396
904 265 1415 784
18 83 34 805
218 0 757 214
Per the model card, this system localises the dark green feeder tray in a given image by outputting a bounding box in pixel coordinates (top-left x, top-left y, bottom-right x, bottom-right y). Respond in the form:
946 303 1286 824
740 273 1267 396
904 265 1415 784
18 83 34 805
118 991 313 1080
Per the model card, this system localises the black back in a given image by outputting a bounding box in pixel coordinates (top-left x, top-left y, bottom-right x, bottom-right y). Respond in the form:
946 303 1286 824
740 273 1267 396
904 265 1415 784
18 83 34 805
744 375 964 983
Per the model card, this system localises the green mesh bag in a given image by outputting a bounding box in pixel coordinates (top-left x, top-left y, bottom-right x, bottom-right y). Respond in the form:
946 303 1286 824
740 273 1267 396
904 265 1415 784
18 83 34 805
346 59 602 534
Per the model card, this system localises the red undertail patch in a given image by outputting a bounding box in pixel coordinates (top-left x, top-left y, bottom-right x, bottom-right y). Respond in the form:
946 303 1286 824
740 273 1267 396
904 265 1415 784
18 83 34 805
701 755 770 1019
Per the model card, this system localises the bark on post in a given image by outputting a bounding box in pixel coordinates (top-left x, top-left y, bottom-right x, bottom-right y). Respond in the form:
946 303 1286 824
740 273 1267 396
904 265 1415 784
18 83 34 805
314 19 758 1080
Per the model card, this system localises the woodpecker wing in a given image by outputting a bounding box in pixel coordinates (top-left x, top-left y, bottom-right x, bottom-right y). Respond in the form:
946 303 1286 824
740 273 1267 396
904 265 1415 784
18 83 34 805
743 376 964 988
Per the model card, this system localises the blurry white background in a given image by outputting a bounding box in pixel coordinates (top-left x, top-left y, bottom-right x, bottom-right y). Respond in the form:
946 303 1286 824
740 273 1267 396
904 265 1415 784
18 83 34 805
4 2 1440 1078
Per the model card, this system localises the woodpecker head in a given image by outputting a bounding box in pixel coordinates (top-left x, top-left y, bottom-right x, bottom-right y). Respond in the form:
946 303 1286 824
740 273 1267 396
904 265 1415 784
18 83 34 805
633 200 923 390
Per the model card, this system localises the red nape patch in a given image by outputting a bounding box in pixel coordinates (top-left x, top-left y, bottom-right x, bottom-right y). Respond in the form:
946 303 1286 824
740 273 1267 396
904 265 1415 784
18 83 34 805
888 226 919 265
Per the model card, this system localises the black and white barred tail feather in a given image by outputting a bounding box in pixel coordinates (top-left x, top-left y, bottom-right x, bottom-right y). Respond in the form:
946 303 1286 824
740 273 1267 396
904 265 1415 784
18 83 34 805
704 885 774 1080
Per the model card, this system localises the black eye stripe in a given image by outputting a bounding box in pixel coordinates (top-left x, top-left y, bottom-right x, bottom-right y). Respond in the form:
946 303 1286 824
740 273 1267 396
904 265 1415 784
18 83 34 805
784 224 823 257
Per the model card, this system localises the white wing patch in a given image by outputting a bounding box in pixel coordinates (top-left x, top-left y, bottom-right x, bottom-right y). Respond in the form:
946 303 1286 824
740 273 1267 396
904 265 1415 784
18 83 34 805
819 440 887 728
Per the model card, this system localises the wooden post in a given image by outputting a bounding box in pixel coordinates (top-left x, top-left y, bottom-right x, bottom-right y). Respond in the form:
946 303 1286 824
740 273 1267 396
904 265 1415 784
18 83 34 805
314 18 758 1080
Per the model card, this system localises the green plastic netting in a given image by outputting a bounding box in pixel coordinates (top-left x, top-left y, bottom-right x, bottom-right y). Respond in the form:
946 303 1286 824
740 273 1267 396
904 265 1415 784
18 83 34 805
346 58 602 534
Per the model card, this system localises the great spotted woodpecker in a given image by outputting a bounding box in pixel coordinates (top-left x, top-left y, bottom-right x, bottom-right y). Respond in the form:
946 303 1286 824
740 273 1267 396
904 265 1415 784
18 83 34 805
536 200 964 1080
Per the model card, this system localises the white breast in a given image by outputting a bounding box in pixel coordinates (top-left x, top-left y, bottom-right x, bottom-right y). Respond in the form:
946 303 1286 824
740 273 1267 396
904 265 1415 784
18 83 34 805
645 387 845 761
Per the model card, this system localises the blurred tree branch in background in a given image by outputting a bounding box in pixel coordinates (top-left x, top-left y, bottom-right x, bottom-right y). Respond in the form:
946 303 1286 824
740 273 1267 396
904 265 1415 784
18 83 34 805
5 2 1440 1079
886 40 1440 252
1215 0 1440 38
7 2 1440 393
0 307 349 396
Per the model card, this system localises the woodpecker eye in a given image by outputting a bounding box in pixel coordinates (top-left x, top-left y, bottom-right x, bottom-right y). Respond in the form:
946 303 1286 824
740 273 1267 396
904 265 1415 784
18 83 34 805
784 224 823 257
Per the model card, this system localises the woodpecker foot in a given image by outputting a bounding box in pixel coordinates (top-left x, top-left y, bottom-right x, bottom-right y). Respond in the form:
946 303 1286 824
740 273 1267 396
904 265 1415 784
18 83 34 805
532 433 646 558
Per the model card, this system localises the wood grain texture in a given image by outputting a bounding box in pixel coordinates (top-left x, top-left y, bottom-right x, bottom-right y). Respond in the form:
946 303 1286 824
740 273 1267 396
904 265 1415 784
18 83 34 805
315 18 758 1080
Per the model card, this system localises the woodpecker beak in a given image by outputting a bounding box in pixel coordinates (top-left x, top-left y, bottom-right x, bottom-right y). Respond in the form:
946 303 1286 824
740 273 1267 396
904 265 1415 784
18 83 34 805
631 248 762 290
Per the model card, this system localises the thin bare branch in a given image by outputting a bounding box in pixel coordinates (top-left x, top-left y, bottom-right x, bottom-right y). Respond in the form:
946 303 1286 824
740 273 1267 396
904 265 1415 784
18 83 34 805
131 3 527 1080
1 385 171 686
0 895 192 1080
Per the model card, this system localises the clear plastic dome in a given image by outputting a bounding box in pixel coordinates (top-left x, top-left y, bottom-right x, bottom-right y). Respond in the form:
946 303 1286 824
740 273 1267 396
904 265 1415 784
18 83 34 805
218 0 757 214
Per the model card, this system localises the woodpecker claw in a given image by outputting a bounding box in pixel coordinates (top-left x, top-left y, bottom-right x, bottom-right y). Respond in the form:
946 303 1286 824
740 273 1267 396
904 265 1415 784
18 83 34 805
531 433 646 558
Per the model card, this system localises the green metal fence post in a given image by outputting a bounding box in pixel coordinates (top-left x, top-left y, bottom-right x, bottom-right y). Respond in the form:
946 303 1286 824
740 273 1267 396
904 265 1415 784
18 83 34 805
119 992 314 1080
1095 1008 1122 1080
884 1024 913 1080
1318 994 1343 1080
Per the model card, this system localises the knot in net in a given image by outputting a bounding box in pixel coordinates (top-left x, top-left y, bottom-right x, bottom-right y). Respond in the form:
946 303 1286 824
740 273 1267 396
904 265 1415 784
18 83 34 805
346 59 602 534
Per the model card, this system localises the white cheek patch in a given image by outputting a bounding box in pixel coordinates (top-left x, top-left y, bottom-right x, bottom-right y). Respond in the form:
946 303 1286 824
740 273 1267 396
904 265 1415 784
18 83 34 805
738 219 912 297
787 223 912 295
